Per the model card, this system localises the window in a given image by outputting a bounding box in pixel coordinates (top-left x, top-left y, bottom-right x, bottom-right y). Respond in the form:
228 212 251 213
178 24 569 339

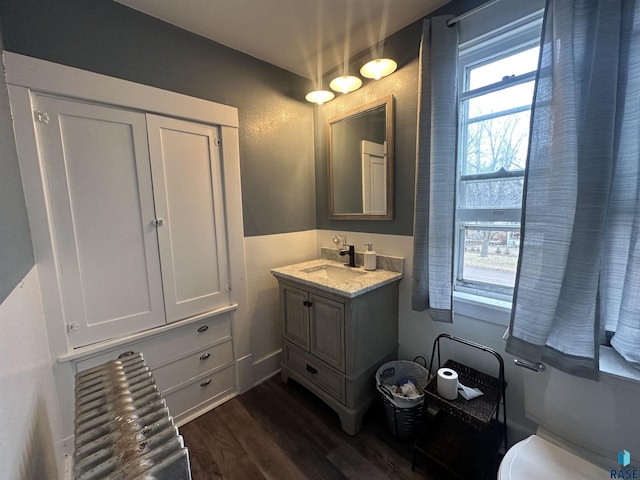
454 13 543 301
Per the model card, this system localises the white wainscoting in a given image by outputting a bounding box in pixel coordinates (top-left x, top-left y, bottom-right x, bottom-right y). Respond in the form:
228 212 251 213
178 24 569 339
0 267 64 479
244 230 318 384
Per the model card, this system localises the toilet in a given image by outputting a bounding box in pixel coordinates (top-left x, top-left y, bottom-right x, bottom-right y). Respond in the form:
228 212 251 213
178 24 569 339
498 434 608 479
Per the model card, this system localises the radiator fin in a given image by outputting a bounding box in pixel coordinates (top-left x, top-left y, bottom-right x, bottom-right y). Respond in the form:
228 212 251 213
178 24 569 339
73 353 191 480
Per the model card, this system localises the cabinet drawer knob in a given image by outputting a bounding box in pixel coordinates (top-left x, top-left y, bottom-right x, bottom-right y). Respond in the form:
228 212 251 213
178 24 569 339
200 379 212 387
118 351 135 359
197 325 209 333
199 353 211 361
306 364 318 375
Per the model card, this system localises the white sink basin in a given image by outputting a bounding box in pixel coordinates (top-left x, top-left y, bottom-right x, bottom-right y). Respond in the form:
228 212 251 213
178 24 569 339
301 264 365 282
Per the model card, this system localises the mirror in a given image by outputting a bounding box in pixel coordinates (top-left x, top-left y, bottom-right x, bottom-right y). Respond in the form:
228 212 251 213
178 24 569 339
328 95 394 220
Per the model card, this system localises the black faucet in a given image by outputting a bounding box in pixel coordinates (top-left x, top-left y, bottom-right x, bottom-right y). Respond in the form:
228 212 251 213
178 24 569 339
339 245 358 268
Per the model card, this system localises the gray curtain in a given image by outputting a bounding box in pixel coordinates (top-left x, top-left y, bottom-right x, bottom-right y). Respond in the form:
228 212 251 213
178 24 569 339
411 16 458 322
507 0 640 379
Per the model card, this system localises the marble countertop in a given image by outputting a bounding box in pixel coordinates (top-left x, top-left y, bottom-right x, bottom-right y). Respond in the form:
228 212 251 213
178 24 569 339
271 258 403 298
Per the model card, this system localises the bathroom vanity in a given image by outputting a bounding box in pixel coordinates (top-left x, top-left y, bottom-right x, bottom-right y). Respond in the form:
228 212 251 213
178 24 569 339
271 251 403 434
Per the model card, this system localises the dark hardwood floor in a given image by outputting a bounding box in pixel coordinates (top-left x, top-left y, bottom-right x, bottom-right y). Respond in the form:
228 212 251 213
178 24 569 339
180 374 433 480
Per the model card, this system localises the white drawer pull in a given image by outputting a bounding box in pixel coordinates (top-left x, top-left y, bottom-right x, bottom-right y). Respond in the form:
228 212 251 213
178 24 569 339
118 351 135 359
200 379 212 387
197 325 209 333
199 353 211 361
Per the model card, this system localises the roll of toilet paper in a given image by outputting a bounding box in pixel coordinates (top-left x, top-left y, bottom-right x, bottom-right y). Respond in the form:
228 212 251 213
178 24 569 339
437 367 459 400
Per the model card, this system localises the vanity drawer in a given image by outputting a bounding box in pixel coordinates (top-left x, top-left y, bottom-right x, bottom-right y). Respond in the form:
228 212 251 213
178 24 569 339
164 365 236 417
75 313 232 372
283 341 345 403
153 340 233 392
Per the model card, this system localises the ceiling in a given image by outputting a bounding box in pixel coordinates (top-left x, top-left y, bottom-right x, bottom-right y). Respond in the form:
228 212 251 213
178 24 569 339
114 0 449 79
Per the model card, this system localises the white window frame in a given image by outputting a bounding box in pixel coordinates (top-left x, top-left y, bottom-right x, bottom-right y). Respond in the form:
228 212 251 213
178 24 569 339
453 11 543 304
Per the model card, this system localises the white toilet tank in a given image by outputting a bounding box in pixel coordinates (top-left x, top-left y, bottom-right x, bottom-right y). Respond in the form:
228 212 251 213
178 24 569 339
521 365 634 466
498 435 608 479
500 362 640 477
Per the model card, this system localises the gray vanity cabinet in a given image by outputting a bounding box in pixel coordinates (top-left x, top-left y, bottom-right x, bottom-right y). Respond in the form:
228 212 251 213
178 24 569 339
277 278 399 435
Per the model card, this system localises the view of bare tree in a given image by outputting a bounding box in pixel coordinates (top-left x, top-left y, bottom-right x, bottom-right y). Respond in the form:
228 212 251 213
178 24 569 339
461 109 529 209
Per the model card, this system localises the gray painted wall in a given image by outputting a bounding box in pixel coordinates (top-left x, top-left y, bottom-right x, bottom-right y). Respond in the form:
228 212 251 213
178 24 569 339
0 0 488 249
0 29 34 304
0 0 316 238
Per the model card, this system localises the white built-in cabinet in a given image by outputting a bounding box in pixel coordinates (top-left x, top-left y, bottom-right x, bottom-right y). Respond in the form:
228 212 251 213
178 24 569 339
34 95 231 347
4 51 250 448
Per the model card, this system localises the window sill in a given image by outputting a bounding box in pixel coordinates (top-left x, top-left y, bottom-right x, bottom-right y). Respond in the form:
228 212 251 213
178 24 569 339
453 292 640 387
599 346 640 389
453 291 512 327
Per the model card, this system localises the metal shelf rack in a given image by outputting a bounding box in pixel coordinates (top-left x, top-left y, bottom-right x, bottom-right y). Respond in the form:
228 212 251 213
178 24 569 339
412 334 507 479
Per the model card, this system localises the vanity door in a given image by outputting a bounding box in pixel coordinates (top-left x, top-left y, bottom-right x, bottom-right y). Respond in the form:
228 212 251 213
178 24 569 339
309 293 345 372
281 284 310 350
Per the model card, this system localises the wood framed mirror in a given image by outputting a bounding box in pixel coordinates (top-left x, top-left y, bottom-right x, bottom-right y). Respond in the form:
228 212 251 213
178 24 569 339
328 95 394 220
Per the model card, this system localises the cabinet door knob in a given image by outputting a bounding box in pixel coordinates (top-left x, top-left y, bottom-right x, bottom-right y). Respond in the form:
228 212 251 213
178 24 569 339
199 353 211 361
200 379 212 387
118 351 135 359
306 364 318 375
150 218 165 226
197 325 209 333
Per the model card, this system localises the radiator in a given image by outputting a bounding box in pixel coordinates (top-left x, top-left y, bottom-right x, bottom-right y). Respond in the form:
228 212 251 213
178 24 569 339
73 353 192 480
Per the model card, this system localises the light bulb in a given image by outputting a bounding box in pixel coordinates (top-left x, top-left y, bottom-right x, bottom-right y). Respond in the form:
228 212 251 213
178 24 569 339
305 90 335 105
329 75 362 94
360 58 397 80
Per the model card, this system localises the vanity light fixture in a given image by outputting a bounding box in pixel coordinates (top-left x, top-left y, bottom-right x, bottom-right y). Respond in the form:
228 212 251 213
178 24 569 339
360 58 397 80
305 89 335 105
329 75 362 94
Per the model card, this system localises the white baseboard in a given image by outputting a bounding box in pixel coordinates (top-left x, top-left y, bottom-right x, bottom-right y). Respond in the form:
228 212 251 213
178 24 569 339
235 353 254 393
252 349 282 386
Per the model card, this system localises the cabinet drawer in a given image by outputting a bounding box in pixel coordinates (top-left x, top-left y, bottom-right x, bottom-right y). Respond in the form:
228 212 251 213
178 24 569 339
164 365 236 417
283 341 345 403
75 314 232 372
153 341 233 392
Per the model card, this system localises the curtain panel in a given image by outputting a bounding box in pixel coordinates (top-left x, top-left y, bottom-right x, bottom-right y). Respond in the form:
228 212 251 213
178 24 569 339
507 0 640 379
411 16 459 322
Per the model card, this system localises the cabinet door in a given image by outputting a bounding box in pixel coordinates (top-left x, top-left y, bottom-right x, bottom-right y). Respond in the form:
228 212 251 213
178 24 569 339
309 294 345 372
147 115 231 322
33 95 165 347
281 284 309 350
